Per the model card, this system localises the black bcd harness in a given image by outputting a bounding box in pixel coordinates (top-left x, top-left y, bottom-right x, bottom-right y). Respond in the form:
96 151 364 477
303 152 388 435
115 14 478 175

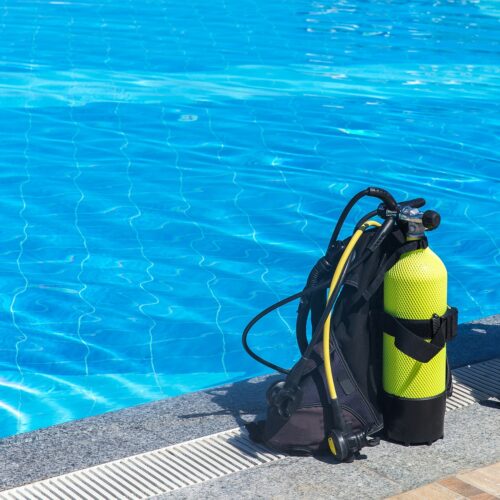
243 226 457 455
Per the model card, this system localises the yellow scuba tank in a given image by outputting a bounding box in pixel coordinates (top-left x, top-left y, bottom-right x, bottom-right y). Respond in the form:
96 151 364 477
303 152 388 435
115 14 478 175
382 207 457 445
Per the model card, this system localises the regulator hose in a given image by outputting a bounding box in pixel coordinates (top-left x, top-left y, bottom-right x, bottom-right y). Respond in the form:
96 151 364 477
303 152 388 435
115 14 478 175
322 220 381 457
242 279 331 374
327 187 396 255
242 224 380 375
296 257 332 355
323 221 381 402
296 242 345 355
242 248 358 375
242 187 407 377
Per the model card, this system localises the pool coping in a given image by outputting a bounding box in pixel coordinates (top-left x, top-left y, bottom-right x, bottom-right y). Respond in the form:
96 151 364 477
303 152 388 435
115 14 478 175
0 314 499 492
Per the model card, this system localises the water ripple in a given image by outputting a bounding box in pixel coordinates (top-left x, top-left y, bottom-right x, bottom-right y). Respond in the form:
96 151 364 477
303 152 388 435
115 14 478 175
68 9 94 379
0 0 498 439
8 4 40 434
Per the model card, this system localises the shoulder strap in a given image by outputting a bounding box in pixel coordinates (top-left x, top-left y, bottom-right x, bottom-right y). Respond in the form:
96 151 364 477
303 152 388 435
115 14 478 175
296 238 352 355
296 256 334 355
360 238 428 302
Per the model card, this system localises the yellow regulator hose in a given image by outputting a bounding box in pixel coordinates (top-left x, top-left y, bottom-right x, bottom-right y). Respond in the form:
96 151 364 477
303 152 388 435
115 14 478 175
323 220 381 401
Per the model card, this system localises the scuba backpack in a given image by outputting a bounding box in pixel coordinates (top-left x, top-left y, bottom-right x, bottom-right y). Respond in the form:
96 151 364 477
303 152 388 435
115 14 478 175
242 187 458 462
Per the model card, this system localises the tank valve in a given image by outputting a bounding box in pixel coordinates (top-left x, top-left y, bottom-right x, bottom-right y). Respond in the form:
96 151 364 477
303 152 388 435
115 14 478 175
422 210 441 230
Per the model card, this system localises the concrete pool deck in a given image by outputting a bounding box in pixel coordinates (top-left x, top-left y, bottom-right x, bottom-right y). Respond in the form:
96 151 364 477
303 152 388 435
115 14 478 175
0 314 499 497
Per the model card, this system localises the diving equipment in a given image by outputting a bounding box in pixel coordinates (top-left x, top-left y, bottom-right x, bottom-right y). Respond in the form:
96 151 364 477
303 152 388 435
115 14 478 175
242 187 457 462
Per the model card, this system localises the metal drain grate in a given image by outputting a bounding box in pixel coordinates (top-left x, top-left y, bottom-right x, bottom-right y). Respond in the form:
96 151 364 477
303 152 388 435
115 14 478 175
447 358 500 411
0 427 284 499
0 427 285 499
1 358 498 499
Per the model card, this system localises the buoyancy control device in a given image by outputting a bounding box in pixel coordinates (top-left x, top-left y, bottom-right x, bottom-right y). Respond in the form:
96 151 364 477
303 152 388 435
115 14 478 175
242 187 458 462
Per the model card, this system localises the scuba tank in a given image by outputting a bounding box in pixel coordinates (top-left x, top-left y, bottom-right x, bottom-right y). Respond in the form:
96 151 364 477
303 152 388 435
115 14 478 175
381 206 457 445
242 187 457 461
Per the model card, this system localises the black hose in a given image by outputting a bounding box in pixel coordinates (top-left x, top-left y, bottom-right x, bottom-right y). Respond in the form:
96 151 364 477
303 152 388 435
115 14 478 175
242 239 372 375
242 188 401 375
283 224 386 390
296 246 355 355
242 279 332 374
328 189 369 251
284 257 350 388
328 187 397 252
296 254 338 354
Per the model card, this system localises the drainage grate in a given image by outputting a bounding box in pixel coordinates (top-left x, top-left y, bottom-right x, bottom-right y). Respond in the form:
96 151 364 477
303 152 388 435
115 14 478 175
1 358 498 499
447 358 499 411
0 427 284 499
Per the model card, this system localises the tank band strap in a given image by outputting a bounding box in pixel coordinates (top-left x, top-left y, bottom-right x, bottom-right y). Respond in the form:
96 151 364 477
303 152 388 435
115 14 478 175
391 307 458 341
383 307 458 363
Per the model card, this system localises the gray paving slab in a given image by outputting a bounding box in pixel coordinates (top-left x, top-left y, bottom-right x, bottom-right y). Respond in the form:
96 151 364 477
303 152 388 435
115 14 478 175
167 455 400 500
0 374 277 491
0 314 498 493
165 402 500 500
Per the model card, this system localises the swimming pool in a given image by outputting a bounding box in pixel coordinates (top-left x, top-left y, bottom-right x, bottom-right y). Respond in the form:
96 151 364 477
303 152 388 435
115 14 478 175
0 0 498 439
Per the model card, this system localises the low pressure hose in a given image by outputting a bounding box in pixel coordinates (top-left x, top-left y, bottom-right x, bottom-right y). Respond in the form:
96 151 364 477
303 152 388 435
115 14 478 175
322 220 381 457
323 220 381 401
328 187 396 252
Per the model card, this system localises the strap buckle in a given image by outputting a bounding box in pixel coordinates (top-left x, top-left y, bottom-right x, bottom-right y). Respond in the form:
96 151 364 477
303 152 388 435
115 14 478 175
432 307 458 342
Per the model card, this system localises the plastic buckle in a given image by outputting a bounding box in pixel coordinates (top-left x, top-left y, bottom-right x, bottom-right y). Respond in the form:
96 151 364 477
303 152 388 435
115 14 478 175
431 314 443 338
445 307 458 342
432 308 458 343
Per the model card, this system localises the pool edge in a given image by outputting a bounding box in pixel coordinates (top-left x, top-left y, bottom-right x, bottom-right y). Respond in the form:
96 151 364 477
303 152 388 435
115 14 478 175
0 314 498 492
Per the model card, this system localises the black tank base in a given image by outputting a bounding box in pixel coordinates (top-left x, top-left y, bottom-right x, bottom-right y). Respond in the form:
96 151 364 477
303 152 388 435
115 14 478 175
383 392 446 445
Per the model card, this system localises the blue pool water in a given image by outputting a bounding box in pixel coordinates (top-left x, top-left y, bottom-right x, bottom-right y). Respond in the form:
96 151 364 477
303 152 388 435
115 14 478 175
0 0 499 439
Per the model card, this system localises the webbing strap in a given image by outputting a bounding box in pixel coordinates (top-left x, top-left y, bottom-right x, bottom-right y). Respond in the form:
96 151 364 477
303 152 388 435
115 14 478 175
384 307 458 363
394 308 458 341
